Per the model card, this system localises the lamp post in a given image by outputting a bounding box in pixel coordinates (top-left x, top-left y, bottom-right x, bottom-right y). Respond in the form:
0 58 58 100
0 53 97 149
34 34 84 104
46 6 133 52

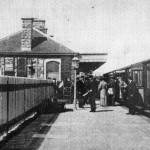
72 55 79 110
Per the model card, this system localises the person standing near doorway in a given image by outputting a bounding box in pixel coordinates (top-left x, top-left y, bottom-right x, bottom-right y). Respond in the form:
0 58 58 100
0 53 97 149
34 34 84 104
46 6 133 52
118 77 128 103
110 76 119 106
127 76 138 115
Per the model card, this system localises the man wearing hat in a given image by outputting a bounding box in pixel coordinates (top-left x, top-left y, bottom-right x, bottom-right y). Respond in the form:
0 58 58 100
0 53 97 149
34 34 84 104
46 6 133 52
76 76 85 108
109 76 119 106
89 75 98 112
128 76 138 115
83 76 90 105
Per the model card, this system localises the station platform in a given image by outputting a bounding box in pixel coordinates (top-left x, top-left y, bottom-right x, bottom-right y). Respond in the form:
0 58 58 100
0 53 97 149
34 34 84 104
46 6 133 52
1 102 150 150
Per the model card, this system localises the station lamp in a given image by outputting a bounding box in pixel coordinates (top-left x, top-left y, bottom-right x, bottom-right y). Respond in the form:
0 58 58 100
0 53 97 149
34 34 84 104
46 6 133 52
72 55 79 110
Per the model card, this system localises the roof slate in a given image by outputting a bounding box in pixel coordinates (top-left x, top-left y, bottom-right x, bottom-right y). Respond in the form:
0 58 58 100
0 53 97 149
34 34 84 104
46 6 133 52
0 29 75 55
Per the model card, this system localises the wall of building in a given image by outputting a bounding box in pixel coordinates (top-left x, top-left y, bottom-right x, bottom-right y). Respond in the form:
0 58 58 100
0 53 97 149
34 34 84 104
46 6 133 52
61 56 72 80
0 56 73 81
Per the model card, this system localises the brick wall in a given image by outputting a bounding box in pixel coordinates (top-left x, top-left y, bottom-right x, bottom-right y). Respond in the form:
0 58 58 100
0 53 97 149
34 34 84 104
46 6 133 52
61 56 72 80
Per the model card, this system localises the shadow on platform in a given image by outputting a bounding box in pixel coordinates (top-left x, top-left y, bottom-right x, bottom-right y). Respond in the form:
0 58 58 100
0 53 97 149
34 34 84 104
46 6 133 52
96 110 114 112
64 108 73 112
0 113 59 150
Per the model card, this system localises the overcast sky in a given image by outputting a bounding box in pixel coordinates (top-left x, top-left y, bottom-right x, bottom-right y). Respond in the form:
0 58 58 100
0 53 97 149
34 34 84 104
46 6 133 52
0 0 150 59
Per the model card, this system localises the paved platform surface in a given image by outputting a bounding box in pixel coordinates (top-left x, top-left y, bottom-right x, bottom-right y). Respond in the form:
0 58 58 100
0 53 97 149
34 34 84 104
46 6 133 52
1 102 150 150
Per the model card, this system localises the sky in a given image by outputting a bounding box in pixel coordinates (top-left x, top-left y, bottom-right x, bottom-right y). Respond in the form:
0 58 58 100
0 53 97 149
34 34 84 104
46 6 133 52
0 0 150 60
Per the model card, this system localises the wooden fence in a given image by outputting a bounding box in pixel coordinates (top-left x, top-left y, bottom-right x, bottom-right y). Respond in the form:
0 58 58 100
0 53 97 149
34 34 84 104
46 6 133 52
0 76 55 132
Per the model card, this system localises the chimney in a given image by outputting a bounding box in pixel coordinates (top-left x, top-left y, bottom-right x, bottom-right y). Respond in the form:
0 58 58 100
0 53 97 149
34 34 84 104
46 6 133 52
33 19 47 34
21 18 34 51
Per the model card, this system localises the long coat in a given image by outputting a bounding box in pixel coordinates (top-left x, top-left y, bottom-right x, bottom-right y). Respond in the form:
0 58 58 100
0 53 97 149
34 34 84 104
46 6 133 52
89 79 98 111
90 79 98 94
76 80 85 95
128 81 138 105
76 79 85 108
110 79 119 99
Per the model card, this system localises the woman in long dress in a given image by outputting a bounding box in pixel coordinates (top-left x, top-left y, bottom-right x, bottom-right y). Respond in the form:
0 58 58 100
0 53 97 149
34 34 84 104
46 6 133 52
98 77 107 106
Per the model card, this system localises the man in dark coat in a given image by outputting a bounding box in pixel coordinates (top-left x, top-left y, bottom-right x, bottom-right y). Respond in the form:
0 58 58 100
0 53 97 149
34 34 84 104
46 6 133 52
76 76 85 108
128 76 138 115
110 76 119 106
83 76 90 104
89 76 98 112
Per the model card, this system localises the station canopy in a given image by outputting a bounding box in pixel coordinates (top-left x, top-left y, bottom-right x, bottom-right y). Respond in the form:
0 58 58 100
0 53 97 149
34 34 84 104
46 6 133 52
93 51 150 76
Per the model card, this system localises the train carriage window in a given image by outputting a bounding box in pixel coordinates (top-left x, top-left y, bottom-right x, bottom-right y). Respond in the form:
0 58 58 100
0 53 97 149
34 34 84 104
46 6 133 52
147 64 150 89
138 71 143 86
133 70 143 87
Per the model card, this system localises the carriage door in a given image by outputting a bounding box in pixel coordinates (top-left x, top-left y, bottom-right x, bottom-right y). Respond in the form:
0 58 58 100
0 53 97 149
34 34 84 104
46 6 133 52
46 61 59 80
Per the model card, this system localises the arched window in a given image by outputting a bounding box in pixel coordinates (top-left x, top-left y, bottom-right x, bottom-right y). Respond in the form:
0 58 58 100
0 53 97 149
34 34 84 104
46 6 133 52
46 61 60 80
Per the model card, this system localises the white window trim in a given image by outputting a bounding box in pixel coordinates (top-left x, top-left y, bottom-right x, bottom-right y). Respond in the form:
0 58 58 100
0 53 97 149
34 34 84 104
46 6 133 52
44 58 61 80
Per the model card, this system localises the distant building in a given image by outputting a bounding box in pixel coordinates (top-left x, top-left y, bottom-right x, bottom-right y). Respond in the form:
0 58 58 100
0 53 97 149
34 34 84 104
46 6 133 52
0 18 76 80
79 53 107 74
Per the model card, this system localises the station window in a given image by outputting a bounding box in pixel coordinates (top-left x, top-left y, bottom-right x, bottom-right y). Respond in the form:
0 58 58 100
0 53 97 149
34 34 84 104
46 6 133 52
133 70 143 87
4 57 15 76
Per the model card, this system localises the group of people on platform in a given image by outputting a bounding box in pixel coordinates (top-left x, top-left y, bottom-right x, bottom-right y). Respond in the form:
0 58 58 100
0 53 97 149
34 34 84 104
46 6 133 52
76 74 138 114
76 75 98 112
49 74 139 115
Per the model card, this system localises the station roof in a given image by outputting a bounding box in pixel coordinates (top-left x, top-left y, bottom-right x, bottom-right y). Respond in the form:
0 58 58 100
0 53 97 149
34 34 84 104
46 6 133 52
0 28 75 56
93 51 150 75
79 53 107 63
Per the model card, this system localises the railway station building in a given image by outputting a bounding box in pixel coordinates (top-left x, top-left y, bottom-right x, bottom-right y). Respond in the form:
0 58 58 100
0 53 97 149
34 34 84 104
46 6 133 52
0 18 107 80
0 18 76 81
